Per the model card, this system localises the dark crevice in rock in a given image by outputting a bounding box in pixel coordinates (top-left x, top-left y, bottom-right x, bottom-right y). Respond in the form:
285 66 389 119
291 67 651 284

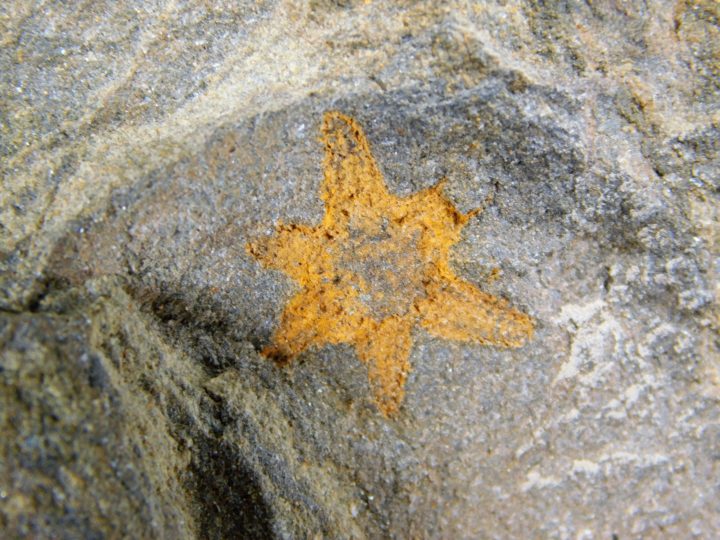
126 280 254 375
186 432 276 540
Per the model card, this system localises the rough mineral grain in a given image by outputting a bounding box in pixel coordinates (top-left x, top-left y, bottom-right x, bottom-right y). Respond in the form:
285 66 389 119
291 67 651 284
1 1 718 538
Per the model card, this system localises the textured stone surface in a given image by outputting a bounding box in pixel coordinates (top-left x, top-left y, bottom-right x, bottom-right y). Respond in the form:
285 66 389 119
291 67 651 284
1 1 718 538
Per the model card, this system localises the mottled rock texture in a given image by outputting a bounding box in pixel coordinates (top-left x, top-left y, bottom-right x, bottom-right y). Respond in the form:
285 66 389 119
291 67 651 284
1 1 718 538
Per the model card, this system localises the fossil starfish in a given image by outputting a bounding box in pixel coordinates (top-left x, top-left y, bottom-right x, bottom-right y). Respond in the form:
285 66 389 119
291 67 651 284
247 111 533 415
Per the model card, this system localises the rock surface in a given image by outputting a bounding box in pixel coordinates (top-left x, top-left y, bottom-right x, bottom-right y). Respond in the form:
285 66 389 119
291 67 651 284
1 1 718 538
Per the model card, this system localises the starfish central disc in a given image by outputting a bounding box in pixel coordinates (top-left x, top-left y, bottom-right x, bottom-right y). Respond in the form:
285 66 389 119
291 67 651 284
247 111 534 416
333 221 424 318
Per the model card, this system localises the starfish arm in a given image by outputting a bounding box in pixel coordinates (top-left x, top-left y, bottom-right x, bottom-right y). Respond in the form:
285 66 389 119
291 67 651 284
320 111 388 222
355 316 413 416
395 180 478 255
416 277 534 348
246 223 332 284
264 285 371 363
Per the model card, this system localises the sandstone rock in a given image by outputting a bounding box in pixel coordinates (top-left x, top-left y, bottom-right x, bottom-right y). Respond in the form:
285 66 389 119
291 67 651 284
1 1 718 538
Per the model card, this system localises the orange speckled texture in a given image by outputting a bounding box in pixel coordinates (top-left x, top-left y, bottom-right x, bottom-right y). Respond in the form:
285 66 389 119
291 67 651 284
247 111 534 415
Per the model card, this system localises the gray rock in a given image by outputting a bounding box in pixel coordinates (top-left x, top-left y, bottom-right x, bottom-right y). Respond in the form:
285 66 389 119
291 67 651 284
1 1 718 538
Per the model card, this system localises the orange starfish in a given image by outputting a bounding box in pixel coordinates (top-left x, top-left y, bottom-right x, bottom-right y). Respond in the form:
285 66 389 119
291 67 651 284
247 111 534 415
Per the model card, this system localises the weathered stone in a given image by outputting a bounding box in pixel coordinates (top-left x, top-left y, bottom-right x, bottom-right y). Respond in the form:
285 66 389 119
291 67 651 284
1 1 718 538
